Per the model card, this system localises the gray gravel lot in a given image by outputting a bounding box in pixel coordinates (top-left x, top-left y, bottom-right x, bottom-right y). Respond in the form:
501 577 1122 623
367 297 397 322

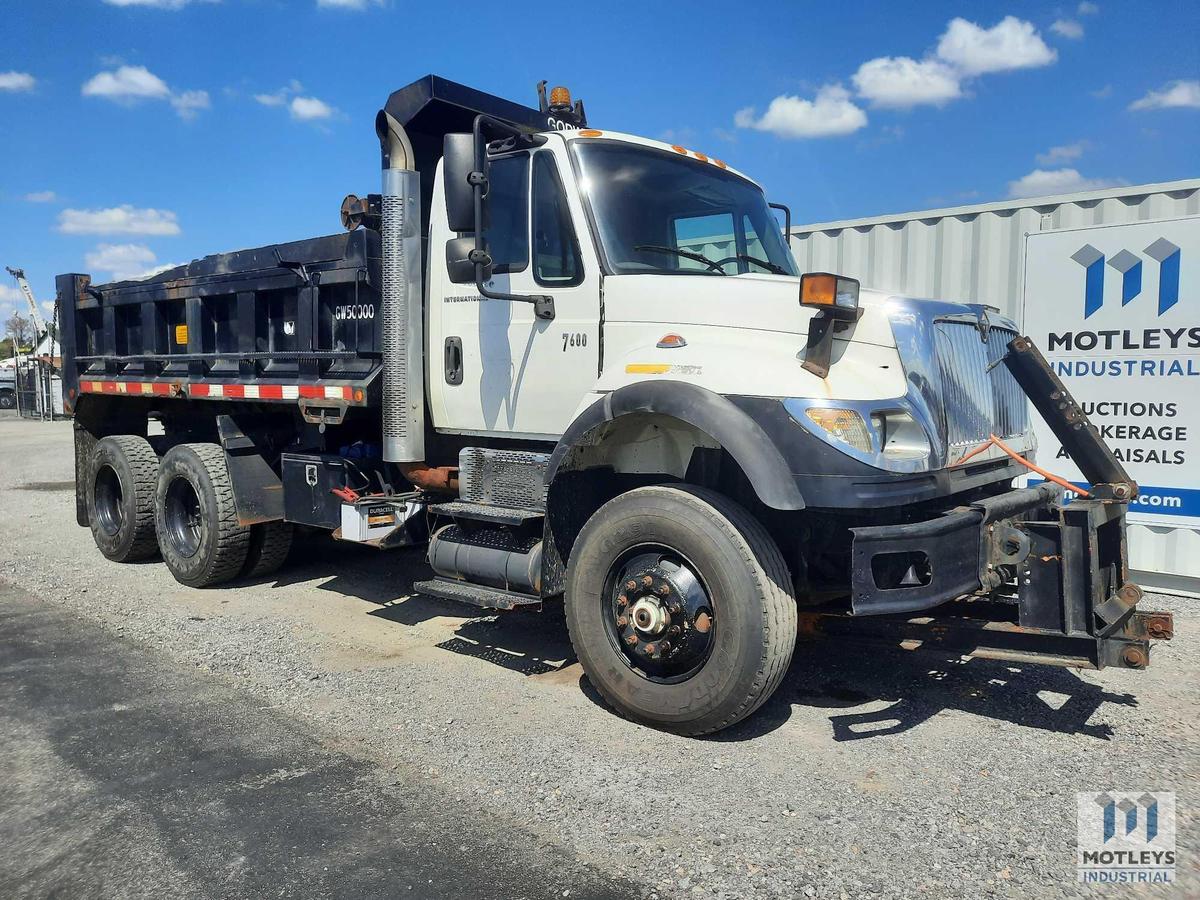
1 414 1196 899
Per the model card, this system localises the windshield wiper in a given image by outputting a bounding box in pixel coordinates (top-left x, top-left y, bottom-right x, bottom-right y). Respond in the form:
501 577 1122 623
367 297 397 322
735 254 788 275
634 244 727 275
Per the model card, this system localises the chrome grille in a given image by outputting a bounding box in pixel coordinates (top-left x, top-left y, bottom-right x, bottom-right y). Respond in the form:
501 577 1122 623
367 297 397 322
934 322 1029 448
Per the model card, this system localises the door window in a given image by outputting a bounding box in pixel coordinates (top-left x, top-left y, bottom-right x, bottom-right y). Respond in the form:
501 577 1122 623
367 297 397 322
532 153 583 286
483 154 529 274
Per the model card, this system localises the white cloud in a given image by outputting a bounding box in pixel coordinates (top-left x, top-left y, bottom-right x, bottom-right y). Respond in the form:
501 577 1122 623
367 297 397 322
936 16 1057 76
1036 141 1088 165
102 0 217 7
82 65 170 101
0 71 36 92
0 285 20 302
1007 168 1126 199
84 243 159 281
290 95 335 121
852 56 962 109
734 85 867 139
254 79 304 107
81 64 209 119
170 89 210 119
1091 84 1113 99
254 90 287 107
1129 80 1200 111
1050 19 1084 40
317 0 383 8
24 191 58 203
58 205 181 236
133 262 182 279
1078 1 1099 14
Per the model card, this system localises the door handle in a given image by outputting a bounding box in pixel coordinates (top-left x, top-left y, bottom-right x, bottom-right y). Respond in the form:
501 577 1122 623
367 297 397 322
444 336 463 385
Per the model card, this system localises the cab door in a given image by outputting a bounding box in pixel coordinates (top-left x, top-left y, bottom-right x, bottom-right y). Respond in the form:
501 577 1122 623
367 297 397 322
433 142 600 440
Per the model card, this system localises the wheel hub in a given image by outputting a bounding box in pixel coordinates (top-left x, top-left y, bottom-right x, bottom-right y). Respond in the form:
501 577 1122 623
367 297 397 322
606 549 715 682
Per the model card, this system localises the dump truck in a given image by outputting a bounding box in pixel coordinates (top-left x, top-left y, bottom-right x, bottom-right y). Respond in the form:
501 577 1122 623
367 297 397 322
56 76 1173 735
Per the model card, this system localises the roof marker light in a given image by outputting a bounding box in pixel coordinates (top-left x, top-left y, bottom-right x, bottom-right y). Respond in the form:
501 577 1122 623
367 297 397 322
693 151 708 162
579 129 603 137
671 145 688 154
656 334 687 349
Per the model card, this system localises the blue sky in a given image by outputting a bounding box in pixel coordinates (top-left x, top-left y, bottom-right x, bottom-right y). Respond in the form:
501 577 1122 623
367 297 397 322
2 0 1198 323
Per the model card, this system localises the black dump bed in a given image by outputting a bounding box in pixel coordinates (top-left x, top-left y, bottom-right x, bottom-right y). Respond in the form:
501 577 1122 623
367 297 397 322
56 229 381 411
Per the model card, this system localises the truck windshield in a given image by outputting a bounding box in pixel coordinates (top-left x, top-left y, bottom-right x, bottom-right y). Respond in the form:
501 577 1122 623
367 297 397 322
571 141 797 277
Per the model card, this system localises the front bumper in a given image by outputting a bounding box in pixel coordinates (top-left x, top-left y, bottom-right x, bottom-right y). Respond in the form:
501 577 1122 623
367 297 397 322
846 482 1171 670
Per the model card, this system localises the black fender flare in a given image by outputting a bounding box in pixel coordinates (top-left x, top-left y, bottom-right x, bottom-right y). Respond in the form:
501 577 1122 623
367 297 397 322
545 381 805 511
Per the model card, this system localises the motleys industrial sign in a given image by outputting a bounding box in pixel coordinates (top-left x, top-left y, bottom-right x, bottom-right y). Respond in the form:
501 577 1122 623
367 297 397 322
1023 216 1199 528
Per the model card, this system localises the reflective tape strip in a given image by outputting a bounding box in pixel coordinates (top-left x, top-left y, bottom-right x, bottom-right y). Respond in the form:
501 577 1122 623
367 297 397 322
78 380 359 403
182 382 357 402
79 380 173 396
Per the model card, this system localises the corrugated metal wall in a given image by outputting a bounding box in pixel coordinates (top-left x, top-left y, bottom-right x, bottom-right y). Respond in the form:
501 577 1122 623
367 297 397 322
789 179 1200 596
790 179 1200 313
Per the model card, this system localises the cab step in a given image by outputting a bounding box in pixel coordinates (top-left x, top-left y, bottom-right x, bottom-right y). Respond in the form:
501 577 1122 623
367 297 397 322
413 577 542 611
427 500 543 526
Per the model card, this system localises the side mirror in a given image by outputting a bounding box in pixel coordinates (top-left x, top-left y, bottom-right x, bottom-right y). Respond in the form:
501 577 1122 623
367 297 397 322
443 133 477 233
446 237 491 285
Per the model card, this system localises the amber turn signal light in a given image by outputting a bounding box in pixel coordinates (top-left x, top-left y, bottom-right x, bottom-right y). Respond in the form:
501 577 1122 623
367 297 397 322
799 272 860 318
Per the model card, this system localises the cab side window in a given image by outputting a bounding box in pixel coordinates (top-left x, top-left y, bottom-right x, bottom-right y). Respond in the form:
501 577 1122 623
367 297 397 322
484 154 529 274
532 153 583 286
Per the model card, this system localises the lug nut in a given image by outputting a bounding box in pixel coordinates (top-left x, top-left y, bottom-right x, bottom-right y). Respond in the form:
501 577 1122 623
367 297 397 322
617 594 628 607
659 640 671 653
617 616 628 627
625 634 638 646
658 584 670 596
668 603 681 615
642 575 654 587
626 580 637 591
644 643 656 654
668 625 681 636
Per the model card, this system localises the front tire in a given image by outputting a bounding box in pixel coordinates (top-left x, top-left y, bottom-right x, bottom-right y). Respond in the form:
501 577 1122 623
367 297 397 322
155 443 250 587
87 435 160 562
565 485 797 736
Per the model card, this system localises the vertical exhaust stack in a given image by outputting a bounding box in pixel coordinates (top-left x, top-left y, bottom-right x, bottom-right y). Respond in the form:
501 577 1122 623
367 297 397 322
376 111 425 463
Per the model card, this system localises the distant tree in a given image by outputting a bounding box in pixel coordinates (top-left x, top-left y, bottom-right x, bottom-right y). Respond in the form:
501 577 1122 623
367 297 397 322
5 312 33 350
0 336 13 359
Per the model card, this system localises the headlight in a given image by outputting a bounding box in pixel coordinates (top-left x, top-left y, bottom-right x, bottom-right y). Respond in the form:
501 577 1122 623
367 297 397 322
803 407 872 454
785 399 935 472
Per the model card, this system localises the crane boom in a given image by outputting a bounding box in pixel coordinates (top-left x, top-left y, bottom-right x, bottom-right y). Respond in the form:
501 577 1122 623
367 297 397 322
5 266 48 339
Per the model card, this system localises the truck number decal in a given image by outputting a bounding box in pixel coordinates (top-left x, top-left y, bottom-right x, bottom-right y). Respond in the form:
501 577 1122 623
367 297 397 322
335 304 376 321
561 332 587 351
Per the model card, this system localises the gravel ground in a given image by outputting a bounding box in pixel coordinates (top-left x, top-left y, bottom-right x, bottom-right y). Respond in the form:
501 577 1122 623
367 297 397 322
1 414 1196 899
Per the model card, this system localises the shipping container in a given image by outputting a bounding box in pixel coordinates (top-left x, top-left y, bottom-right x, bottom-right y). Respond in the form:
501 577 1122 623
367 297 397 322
790 179 1200 596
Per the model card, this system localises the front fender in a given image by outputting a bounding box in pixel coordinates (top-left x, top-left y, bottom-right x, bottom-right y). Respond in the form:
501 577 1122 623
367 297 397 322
546 381 805 511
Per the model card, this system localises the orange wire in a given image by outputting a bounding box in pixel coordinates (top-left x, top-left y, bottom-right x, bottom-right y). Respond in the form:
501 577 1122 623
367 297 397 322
949 434 1090 497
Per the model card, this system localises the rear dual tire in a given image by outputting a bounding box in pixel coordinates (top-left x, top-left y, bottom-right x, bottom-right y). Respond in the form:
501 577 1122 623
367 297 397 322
155 443 251 588
88 435 160 562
